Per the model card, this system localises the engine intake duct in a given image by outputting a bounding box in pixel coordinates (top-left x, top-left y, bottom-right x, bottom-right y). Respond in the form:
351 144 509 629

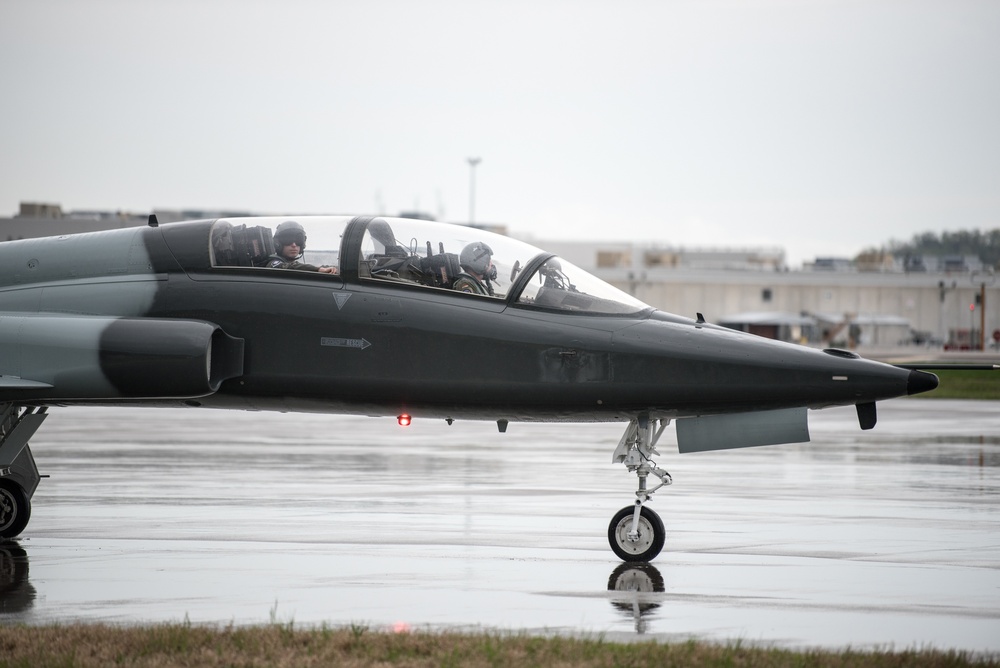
99 318 245 397
0 315 244 401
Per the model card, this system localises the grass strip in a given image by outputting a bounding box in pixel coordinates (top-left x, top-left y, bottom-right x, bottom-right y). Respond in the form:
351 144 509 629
0 623 996 668
919 369 1000 400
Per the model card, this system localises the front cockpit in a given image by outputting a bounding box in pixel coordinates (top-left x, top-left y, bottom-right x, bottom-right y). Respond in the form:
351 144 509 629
207 215 651 316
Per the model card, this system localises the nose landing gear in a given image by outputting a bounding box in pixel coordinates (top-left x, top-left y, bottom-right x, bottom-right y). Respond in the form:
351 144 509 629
609 415 672 562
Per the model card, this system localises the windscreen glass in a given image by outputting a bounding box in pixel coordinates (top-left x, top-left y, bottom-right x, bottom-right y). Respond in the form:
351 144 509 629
515 256 650 315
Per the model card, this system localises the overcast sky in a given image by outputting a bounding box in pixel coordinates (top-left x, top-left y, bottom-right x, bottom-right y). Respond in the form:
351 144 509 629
2 0 997 266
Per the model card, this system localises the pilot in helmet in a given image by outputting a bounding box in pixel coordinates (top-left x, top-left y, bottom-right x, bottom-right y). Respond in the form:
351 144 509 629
267 221 337 274
453 241 497 296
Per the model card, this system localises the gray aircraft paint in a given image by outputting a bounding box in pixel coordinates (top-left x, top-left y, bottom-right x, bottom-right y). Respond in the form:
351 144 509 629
0 216 937 417
676 407 810 453
0 214 943 556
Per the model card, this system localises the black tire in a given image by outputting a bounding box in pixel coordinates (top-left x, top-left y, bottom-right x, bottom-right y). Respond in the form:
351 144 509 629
0 479 31 539
608 505 664 562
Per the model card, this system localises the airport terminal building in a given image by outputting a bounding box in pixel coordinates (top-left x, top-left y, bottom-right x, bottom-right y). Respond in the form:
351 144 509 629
4 202 998 352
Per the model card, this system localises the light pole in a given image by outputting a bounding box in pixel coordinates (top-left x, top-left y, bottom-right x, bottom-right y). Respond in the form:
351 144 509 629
938 280 955 347
467 157 481 224
970 269 996 350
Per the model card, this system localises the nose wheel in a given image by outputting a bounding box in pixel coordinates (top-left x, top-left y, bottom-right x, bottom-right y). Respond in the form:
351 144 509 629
608 504 664 562
609 415 672 562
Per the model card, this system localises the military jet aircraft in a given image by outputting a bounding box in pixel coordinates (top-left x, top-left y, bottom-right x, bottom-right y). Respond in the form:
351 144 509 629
0 214 944 560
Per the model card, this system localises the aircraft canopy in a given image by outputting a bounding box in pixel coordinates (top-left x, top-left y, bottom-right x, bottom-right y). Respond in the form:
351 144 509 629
209 216 651 316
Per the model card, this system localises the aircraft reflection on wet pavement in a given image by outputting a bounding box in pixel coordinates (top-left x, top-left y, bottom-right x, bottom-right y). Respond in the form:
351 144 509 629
0 536 663 635
0 541 34 614
0 214 971 561
607 562 665 634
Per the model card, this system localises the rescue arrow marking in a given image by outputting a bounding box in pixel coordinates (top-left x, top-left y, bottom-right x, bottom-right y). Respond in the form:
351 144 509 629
321 337 371 350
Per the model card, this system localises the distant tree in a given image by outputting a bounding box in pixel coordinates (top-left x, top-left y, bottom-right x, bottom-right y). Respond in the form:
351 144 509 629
854 248 894 272
855 229 1000 269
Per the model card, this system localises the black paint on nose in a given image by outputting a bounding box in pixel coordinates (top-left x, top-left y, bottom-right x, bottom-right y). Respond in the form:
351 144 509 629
907 369 939 395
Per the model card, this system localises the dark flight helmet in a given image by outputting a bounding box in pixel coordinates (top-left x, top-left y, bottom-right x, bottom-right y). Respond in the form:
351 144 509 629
460 241 495 278
274 220 307 254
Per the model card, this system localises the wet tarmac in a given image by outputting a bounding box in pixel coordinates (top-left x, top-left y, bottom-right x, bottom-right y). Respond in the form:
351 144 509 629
2 400 998 652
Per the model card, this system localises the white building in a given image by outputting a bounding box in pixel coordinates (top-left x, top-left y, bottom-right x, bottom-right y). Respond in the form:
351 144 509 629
538 240 1000 351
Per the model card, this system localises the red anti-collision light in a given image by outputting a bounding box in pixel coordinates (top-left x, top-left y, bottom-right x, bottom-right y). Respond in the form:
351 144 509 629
397 414 412 427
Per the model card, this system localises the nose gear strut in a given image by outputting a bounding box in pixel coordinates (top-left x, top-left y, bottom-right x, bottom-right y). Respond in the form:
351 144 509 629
609 414 672 561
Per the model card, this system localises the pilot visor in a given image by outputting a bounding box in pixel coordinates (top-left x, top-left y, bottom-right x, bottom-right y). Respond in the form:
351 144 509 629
278 233 306 247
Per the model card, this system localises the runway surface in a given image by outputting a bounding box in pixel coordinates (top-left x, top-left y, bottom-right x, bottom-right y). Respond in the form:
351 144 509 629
2 399 998 652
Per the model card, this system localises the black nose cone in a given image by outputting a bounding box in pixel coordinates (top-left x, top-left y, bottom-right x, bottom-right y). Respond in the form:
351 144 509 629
907 369 939 395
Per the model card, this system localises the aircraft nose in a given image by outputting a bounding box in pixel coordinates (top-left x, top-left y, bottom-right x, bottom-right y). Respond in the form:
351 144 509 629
907 369 939 396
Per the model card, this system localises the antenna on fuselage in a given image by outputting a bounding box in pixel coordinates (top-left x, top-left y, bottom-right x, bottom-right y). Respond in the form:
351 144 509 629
148 214 159 228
